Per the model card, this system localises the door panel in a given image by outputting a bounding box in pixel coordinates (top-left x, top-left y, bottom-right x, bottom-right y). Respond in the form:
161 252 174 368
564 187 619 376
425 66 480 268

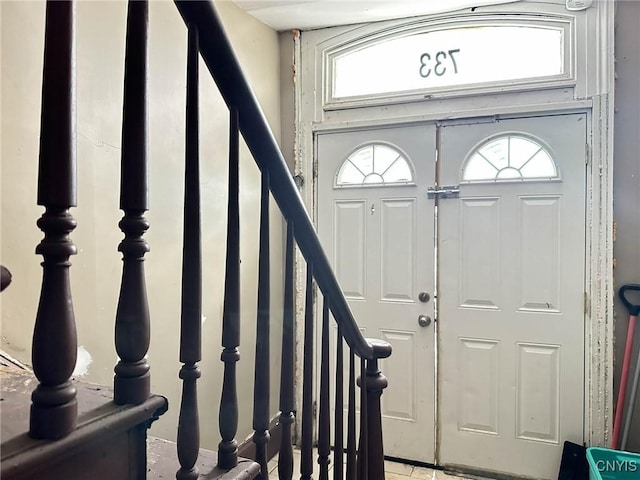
315 114 586 479
317 125 436 463
437 114 586 479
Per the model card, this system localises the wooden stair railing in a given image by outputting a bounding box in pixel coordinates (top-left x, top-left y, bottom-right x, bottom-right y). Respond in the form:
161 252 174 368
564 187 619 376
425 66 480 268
173 2 393 480
16 2 167 480
25 0 392 479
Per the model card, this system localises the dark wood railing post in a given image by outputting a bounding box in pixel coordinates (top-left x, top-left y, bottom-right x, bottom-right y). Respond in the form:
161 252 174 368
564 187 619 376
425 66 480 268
252 170 271 479
278 221 295 480
360 340 392 480
30 0 78 440
346 350 357 479
300 265 314 480
318 300 331 480
114 0 151 405
357 358 368 480
217 107 241 469
333 325 344 480
176 24 202 480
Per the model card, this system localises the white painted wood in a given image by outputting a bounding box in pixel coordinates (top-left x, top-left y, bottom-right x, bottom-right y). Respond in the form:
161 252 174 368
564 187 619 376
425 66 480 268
298 2 590 124
437 114 587 479
582 0 616 446
317 125 437 463
585 94 615 447
293 0 614 463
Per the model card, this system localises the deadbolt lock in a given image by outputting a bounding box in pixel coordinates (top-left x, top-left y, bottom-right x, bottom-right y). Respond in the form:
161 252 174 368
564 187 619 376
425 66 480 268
418 291 431 303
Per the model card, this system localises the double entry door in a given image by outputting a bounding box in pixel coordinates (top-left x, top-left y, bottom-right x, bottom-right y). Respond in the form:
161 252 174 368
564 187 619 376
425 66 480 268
316 114 587 479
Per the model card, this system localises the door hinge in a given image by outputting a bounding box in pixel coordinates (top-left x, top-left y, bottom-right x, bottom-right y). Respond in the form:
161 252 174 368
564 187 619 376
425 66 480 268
584 292 588 315
427 185 460 199
585 143 590 165
312 400 317 419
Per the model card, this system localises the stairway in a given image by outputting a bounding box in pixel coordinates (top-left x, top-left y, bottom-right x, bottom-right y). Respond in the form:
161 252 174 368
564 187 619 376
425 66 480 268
0 361 260 480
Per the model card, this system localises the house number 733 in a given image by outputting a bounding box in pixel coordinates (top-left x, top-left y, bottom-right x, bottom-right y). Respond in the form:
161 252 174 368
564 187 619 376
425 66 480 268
419 49 460 78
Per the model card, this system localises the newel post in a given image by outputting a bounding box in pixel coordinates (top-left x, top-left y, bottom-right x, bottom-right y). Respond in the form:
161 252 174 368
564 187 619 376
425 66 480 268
361 339 392 480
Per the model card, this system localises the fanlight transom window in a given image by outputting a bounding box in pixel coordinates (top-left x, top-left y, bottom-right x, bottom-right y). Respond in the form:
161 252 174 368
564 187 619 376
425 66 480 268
463 135 558 182
336 143 414 187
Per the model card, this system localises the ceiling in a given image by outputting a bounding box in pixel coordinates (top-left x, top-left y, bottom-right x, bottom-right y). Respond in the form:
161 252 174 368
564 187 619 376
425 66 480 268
232 0 521 31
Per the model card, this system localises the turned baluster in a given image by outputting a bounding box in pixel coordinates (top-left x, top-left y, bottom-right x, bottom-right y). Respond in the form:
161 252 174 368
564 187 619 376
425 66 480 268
346 350 357 480
278 222 295 480
217 107 241 469
318 300 331 480
333 325 344 480
30 0 78 440
176 24 202 480
300 265 314 480
253 170 271 479
114 0 151 405
357 358 368 480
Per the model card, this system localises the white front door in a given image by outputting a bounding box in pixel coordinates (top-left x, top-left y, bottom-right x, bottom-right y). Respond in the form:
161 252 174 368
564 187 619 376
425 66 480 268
317 124 437 463
315 113 587 479
437 113 586 479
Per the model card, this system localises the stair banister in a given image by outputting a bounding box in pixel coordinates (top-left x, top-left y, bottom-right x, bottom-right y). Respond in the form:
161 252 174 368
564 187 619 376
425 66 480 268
173 0 375 360
173 3 392 479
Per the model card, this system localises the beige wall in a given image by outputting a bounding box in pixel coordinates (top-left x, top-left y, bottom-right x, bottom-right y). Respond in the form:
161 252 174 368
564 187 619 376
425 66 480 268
1 0 283 449
278 30 296 171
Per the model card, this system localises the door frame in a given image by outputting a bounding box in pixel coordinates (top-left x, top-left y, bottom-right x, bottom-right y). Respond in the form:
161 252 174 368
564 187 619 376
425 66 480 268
289 0 615 452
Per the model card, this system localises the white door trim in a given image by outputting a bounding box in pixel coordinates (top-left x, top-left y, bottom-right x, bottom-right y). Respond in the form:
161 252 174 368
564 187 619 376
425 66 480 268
290 0 615 449
582 0 615 446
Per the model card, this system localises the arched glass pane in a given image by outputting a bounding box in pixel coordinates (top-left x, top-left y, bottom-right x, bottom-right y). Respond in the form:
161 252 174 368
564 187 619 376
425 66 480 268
373 144 401 174
509 137 542 168
336 143 414 186
383 159 412 183
478 138 509 170
337 161 365 185
349 146 374 174
520 150 556 177
462 135 557 182
496 167 522 179
364 173 385 184
463 154 498 181
332 24 567 100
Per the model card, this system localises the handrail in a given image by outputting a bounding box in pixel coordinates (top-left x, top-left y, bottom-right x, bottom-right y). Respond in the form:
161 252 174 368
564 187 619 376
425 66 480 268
173 1 384 360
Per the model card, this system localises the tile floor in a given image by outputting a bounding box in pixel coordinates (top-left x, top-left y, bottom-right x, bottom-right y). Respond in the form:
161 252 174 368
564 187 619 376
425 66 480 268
266 449 478 479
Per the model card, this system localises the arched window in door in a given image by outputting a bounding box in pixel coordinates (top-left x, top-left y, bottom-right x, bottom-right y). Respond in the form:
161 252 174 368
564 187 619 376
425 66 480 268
335 143 414 187
462 134 558 182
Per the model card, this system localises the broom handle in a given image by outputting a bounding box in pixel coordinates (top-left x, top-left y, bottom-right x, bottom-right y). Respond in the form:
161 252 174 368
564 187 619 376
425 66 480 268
621 314 639 450
612 314 636 449
614 284 640 449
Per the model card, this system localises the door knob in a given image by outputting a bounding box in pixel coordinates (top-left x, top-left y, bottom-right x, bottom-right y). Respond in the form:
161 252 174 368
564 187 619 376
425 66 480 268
418 315 432 327
418 292 431 303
